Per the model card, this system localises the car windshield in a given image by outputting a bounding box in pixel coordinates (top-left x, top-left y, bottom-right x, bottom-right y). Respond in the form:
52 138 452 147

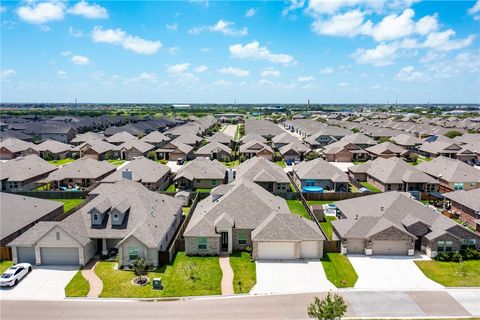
1 273 13 278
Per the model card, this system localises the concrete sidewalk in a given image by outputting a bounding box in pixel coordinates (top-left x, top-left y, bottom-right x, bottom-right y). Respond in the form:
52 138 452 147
81 259 103 298
219 255 234 295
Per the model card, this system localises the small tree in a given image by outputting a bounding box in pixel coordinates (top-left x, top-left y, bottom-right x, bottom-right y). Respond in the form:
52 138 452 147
444 130 463 139
147 151 156 160
407 152 418 163
378 137 393 144
132 258 147 277
182 262 199 280
307 292 347 320
104 151 114 160
305 151 319 161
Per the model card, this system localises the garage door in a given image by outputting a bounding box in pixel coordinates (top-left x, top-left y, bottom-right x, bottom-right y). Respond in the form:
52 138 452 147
17 247 35 264
347 239 364 254
301 241 320 258
372 240 409 255
40 247 79 265
257 242 295 259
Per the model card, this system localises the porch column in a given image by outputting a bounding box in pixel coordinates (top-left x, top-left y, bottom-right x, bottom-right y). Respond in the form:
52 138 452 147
102 238 108 255
78 247 85 266
228 230 233 254
35 246 41 265
11 247 18 264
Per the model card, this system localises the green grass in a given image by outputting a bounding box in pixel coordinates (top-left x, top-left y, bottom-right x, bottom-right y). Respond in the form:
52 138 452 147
47 158 75 166
106 159 126 166
182 207 190 216
95 252 222 298
64 270 90 297
156 159 168 164
53 198 85 212
307 200 334 206
415 260 480 287
349 183 360 193
165 184 176 192
0 261 13 274
360 181 381 193
289 183 297 192
223 160 240 168
320 216 336 240
275 160 286 168
287 200 311 220
352 161 366 165
321 253 358 288
230 252 256 294
195 188 212 193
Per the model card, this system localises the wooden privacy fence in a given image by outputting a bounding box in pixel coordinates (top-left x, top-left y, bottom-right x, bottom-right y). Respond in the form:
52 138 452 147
5 190 87 199
0 247 12 261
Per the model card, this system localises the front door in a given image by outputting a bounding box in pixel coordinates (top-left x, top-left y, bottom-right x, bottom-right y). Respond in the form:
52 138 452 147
221 232 228 251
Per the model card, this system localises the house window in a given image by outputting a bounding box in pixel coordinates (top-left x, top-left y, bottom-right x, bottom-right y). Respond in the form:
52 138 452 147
437 240 453 252
211 180 217 187
454 183 464 191
93 213 99 221
113 213 119 222
461 239 477 250
129 247 139 261
196 179 201 183
198 237 207 250
56 232 60 240
238 231 247 245
387 184 392 191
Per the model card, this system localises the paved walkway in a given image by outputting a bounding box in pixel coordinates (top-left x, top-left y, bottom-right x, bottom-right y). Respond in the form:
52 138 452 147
81 259 103 298
219 255 234 295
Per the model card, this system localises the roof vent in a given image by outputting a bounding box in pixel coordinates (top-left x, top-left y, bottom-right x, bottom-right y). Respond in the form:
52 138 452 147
355 214 358 220
122 169 133 180
380 206 384 211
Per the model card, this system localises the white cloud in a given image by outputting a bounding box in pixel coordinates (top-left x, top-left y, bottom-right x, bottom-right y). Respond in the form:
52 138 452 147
0 6 7 13
319 67 334 74
17 1 65 24
167 63 190 74
56 70 67 78
123 72 158 85
69 26 84 37
71 55 90 65
415 14 438 35
352 42 397 66
188 19 247 37
395 65 429 81
368 8 415 42
468 0 480 20
307 0 361 15
312 10 370 37
229 41 295 66
91 26 161 54
337 81 349 87
61 50 73 56
282 0 305 16
68 1 108 19
213 79 232 86
166 23 178 31
245 8 257 17
423 29 476 52
1 69 16 80
200 48 211 52
168 47 180 55
298 76 315 82
218 67 250 77
193 65 208 73
261 68 281 77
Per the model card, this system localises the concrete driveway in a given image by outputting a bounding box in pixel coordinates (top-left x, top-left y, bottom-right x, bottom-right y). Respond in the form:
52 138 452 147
0 265 78 300
329 162 354 172
250 259 335 295
222 125 237 138
166 160 184 173
348 254 443 290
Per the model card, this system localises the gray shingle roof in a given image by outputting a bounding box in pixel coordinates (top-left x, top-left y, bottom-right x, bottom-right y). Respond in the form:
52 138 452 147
174 157 227 181
442 188 480 211
101 157 170 184
71 132 106 144
196 141 232 156
0 154 57 182
365 157 438 184
252 213 324 241
365 142 407 156
236 156 289 183
140 131 170 144
106 131 138 144
416 156 480 183
41 157 116 182
34 139 73 154
207 132 232 144
0 138 37 153
293 158 349 183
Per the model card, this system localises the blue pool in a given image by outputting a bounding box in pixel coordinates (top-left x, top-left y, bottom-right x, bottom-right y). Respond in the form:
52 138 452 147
302 186 324 193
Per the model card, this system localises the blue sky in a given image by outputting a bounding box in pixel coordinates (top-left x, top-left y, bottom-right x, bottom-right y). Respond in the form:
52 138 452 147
1 0 479 104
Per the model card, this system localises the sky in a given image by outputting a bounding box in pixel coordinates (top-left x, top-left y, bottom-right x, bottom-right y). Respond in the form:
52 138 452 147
1 0 479 104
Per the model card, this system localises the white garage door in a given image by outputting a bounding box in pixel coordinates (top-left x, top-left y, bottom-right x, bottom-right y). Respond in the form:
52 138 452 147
40 247 79 265
257 242 295 260
372 240 409 255
347 239 364 254
301 241 320 258
17 247 36 264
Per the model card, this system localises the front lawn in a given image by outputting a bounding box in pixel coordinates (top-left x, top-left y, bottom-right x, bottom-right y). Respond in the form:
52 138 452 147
275 160 286 168
48 158 75 166
106 159 126 166
0 261 13 274
287 200 311 220
65 270 90 297
53 198 85 212
223 160 240 168
165 184 176 192
360 181 381 193
321 253 358 288
195 188 212 193
230 252 256 294
414 260 480 287
307 200 333 206
96 252 222 298
320 216 336 240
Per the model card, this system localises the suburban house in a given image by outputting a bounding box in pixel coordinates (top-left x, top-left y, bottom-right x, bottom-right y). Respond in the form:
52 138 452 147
39 157 116 189
245 119 284 140
34 139 73 160
272 132 300 149
174 157 227 190
9 180 183 266
184 180 325 260
25 122 76 143
348 157 439 193
0 155 58 191
391 133 425 151
72 139 119 160
340 133 377 149
322 140 369 162
235 156 290 192
195 141 232 161
416 156 480 191
117 140 155 160
331 191 480 257
239 133 267 145
292 158 349 192
304 127 352 149
207 132 232 146
155 139 194 161
70 132 107 146
0 138 39 160
1 193 64 261
443 188 480 232
279 141 311 162
101 157 171 191
106 131 138 145
239 139 274 161
419 140 477 161
139 131 170 148
172 132 203 147
365 142 409 159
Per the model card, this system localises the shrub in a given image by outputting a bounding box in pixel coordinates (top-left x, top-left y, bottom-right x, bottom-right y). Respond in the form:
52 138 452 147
435 252 451 262
462 248 480 260
104 151 114 160
44 153 53 161
444 130 463 139
307 292 347 320
131 258 147 277
305 151 319 161
239 155 246 163
147 151 156 160
451 252 463 262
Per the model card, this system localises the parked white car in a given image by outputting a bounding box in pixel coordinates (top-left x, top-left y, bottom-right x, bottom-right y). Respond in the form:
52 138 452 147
0 263 32 287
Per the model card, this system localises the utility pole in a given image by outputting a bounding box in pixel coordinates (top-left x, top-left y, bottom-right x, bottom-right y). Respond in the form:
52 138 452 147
75 98 78 116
